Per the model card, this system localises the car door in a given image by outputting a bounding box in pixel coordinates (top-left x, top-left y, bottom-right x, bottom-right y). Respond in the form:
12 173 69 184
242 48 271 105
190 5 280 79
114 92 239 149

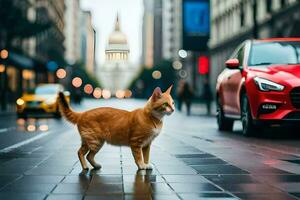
222 45 244 115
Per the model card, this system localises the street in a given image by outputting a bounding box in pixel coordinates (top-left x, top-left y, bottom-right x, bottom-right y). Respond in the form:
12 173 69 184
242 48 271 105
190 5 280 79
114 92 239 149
0 99 299 200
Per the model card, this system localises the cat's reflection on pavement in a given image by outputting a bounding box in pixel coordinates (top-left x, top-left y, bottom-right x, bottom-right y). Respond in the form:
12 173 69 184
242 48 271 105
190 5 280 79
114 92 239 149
80 169 155 199
133 170 153 199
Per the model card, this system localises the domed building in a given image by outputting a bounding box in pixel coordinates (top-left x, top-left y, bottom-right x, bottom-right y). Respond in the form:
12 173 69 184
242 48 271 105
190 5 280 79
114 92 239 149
98 14 135 95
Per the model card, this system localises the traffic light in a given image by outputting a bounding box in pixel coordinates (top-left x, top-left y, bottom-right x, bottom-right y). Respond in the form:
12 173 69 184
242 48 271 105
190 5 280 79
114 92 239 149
198 56 209 75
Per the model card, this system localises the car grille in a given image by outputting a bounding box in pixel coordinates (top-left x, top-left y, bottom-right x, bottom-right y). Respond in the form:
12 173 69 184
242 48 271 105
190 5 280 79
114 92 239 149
26 101 43 107
290 87 300 109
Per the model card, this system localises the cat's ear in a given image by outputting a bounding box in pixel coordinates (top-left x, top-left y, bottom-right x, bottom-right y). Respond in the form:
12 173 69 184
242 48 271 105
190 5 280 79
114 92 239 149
152 87 162 102
165 85 173 94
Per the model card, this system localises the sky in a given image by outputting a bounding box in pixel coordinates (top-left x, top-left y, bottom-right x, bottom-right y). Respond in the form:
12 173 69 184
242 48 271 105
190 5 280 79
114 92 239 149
80 0 143 66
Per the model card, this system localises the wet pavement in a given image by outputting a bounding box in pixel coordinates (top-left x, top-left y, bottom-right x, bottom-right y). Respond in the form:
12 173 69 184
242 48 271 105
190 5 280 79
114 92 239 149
0 99 300 199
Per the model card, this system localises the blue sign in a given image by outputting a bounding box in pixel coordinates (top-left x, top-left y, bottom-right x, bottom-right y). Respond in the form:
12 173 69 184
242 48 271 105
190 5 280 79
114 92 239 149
46 61 58 72
183 1 210 36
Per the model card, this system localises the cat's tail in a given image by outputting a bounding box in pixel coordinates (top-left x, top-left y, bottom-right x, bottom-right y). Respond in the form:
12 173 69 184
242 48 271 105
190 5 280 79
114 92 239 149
58 92 81 124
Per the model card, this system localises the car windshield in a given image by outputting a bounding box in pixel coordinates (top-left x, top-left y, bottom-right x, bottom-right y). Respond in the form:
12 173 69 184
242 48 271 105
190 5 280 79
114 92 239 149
249 41 300 66
35 85 59 95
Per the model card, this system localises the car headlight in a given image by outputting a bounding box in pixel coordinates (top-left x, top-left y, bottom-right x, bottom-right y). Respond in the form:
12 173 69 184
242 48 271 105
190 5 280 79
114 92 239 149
16 98 25 106
254 77 284 92
45 98 56 105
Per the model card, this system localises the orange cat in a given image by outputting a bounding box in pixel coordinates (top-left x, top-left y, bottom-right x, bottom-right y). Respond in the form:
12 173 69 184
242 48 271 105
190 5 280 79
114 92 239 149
58 86 174 170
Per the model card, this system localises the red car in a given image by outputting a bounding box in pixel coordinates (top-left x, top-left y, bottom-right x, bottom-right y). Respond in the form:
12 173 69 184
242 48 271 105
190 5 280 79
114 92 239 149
216 38 300 136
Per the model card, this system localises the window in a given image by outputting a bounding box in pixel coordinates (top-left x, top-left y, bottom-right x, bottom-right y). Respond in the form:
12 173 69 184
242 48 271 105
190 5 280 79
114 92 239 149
237 46 245 66
266 0 272 13
240 3 245 27
249 41 300 66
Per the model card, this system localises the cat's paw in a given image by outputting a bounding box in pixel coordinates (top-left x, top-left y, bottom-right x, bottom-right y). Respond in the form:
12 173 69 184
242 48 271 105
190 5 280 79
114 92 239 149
138 164 147 170
93 164 102 170
145 163 153 170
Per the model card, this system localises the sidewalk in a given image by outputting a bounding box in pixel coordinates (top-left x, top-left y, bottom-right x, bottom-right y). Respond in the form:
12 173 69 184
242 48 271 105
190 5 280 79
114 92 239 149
0 120 237 200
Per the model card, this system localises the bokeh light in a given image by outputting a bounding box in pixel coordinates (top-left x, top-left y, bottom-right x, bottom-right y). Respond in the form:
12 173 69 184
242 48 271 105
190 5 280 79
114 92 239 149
56 68 66 79
152 70 162 79
0 64 5 73
178 49 187 58
27 125 36 132
84 84 93 94
93 87 102 99
0 49 8 59
72 77 82 88
102 89 111 99
172 60 182 70
39 125 49 132
115 90 125 99
124 89 132 98
178 69 188 78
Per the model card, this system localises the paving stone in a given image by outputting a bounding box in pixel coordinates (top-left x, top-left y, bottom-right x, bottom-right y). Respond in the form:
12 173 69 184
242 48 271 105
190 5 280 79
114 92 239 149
15 175 64 184
181 158 228 165
163 175 209 183
169 183 222 192
86 183 123 195
192 164 249 175
0 175 20 188
85 194 124 200
175 153 215 159
0 192 46 200
179 193 238 200
218 183 283 193
234 192 298 200
52 183 89 194
204 175 259 184
91 175 122 184
123 174 165 183
0 182 56 193
46 194 83 200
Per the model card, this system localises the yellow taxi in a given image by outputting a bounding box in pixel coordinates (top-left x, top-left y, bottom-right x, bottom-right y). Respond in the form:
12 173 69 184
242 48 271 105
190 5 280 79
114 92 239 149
16 84 70 118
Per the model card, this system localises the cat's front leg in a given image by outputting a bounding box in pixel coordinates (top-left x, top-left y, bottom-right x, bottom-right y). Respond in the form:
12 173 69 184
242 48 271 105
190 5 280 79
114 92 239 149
130 145 146 170
142 145 153 170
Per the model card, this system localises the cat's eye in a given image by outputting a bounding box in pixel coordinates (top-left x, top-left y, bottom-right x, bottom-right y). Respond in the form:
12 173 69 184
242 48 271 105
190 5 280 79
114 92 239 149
163 102 169 107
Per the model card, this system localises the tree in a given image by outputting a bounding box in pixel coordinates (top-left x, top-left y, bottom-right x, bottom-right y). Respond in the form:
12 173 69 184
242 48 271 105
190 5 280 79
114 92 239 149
130 60 175 98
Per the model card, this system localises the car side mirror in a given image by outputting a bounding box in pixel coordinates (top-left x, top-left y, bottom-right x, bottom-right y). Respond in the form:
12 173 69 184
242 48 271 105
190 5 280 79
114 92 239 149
225 59 240 69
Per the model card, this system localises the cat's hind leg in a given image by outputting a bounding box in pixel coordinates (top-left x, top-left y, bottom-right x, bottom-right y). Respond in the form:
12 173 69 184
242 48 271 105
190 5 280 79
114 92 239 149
87 140 104 170
78 143 89 170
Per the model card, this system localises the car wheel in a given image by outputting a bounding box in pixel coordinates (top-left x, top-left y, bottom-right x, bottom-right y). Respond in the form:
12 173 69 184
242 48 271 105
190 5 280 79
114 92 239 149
241 93 257 136
217 98 234 131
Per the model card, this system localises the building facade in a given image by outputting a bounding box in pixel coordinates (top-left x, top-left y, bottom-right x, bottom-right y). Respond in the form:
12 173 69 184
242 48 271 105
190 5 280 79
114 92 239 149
0 0 65 110
162 0 182 61
142 0 154 68
64 0 81 65
79 11 96 74
98 15 135 94
142 0 164 67
210 0 300 93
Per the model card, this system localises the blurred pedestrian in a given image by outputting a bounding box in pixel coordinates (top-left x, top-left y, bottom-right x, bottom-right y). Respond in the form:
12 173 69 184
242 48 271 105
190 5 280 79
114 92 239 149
203 78 212 115
176 80 194 115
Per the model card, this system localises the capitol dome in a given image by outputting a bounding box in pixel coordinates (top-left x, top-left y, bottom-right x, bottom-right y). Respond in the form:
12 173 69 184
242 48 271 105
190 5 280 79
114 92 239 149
108 15 128 45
